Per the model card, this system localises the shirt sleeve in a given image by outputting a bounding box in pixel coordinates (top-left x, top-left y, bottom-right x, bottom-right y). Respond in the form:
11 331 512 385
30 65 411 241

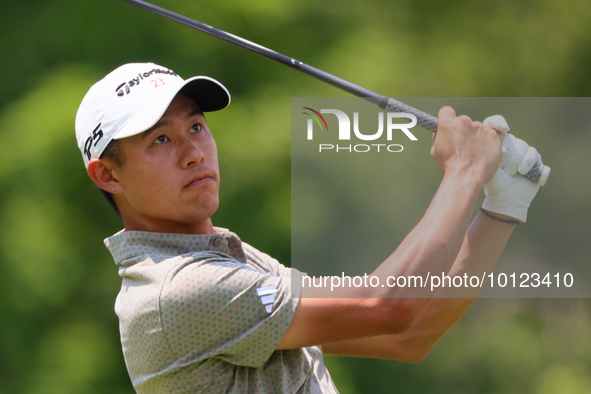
158 251 302 368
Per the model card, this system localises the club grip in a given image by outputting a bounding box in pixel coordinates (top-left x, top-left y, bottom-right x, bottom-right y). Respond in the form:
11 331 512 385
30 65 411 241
380 96 439 132
379 96 549 185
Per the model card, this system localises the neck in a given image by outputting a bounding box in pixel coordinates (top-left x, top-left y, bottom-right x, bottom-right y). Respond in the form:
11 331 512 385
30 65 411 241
113 191 218 234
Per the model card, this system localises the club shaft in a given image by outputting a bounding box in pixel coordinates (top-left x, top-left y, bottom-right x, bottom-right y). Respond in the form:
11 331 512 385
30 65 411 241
119 0 438 129
118 0 545 184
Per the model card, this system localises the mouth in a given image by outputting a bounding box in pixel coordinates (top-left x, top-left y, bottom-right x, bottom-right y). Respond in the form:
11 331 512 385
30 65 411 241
184 173 215 189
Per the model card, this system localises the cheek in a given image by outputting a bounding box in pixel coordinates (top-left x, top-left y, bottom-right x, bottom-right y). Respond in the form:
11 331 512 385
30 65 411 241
206 139 220 169
120 158 175 202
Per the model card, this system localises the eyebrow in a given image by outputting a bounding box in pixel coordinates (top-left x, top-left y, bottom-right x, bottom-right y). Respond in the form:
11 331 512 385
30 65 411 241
141 108 204 139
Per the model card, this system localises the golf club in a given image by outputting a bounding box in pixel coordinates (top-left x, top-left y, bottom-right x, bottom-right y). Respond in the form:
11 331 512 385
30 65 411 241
119 0 549 185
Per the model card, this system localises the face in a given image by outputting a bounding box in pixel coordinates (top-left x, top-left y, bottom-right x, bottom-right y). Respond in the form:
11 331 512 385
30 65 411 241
110 93 220 234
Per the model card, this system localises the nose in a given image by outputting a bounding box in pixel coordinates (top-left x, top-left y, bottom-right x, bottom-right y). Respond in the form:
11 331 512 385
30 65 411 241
178 135 205 168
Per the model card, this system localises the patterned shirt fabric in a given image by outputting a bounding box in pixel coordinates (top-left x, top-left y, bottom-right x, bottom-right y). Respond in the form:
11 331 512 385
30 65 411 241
104 227 339 394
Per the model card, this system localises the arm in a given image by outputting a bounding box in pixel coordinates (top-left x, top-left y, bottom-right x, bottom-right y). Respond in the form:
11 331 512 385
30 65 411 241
321 210 514 362
320 120 546 361
277 107 503 350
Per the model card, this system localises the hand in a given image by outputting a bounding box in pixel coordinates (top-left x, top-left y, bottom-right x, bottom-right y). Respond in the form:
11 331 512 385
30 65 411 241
431 107 502 185
481 116 545 222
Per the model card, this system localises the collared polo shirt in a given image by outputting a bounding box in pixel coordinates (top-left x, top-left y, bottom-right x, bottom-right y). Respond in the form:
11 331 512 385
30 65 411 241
104 227 339 393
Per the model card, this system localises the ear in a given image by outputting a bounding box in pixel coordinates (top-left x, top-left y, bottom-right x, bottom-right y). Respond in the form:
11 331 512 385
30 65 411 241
87 158 123 194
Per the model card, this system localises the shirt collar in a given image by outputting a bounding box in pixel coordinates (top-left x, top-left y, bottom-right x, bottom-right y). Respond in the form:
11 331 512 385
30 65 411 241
104 227 247 265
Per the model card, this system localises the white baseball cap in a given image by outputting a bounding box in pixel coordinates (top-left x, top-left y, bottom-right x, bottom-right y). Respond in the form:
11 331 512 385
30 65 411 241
75 62 231 168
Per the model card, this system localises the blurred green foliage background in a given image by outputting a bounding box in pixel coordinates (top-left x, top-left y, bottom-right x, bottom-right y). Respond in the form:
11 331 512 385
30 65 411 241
0 0 590 393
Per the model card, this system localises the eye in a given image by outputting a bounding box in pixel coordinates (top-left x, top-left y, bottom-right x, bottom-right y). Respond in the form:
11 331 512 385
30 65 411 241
191 123 202 133
154 135 169 144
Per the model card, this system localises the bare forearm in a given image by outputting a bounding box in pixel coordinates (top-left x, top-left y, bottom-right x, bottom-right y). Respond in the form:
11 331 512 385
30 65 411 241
380 211 515 359
322 212 515 361
371 169 484 298
290 172 489 348
448 211 515 284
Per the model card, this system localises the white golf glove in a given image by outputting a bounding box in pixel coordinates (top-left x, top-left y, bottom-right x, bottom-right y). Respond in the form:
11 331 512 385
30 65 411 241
480 115 548 223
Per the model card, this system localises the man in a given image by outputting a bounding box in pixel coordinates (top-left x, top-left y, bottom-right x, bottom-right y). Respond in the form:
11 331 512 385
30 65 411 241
75 62 544 393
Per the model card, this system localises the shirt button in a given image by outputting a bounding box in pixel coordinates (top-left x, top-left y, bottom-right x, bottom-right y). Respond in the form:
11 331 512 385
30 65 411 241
213 237 223 247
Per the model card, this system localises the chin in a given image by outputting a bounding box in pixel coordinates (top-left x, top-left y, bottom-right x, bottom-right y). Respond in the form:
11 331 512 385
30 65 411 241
190 196 220 220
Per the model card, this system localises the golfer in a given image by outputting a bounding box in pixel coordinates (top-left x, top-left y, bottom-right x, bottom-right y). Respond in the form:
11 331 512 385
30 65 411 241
75 62 543 393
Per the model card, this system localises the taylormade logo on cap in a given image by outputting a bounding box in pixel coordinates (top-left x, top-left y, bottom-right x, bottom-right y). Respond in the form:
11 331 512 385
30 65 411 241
75 62 231 168
115 67 179 97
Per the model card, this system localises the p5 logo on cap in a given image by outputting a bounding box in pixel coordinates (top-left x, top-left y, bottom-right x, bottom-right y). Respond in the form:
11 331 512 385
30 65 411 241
83 123 104 160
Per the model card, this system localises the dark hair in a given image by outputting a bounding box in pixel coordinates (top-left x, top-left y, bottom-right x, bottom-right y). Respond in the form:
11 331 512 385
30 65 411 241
98 139 125 217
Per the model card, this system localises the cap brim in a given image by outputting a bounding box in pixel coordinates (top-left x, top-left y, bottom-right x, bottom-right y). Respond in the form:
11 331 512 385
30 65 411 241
113 76 231 140
181 76 231 112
